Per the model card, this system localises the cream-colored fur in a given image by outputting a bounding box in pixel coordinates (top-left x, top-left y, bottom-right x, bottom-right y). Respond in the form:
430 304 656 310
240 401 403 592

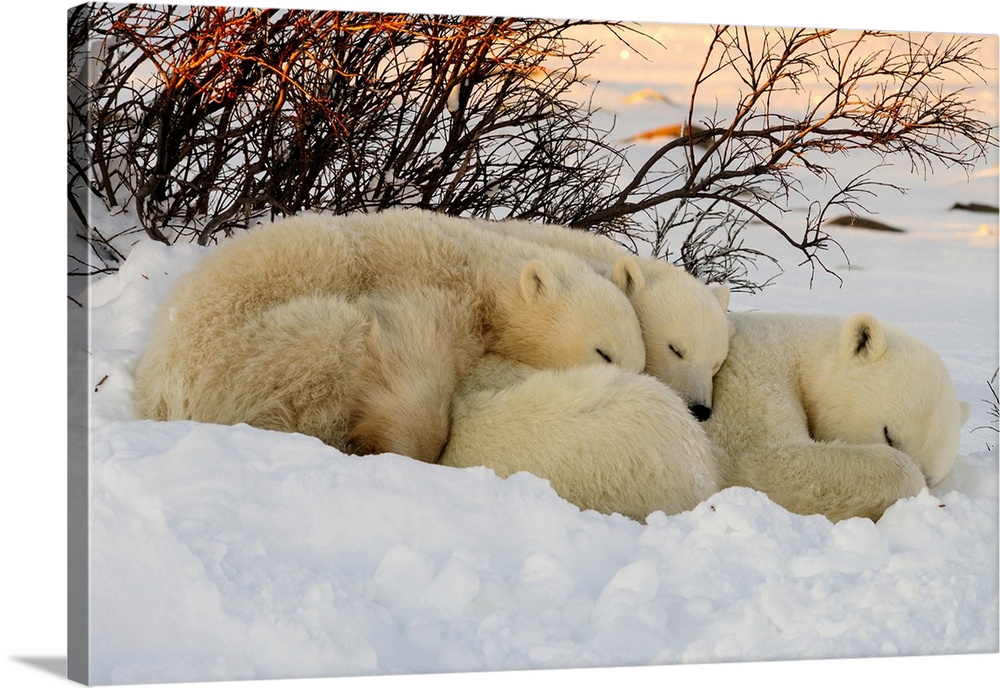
345 288 483 462
133 210 646 459
477 218 731 420
704 311 970 522
135 287 480 462
440 355 721 521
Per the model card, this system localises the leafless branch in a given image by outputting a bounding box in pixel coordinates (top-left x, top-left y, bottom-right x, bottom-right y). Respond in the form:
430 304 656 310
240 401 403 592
577 27 997 281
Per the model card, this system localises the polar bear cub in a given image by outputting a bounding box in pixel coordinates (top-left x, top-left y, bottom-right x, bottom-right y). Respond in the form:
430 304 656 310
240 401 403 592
704 311 970 522
440 356 721 521
133 210 648 445
476 218 731 420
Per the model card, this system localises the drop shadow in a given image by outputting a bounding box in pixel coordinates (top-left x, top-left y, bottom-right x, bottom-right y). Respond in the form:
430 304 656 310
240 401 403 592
11 656 67 679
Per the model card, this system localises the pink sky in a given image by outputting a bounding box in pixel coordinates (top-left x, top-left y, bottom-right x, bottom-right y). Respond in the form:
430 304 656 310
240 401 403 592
565 24 998 132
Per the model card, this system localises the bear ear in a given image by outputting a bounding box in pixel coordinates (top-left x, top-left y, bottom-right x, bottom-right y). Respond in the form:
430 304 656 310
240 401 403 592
840 312 888 362
713 285 730 311
611 257 645 296
959 401 971 426
520 260 558 301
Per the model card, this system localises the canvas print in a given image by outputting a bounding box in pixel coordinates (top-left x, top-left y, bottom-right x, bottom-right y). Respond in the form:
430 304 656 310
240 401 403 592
67 2 999 685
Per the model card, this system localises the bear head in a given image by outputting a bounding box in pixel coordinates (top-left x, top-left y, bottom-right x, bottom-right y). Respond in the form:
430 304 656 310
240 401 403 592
802 312 970 486
504 258 646 374
611 259 732 422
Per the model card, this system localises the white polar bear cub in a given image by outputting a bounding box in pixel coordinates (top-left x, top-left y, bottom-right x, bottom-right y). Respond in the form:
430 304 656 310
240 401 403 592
477 218 730 421
440 356 721 521
703 311 970 522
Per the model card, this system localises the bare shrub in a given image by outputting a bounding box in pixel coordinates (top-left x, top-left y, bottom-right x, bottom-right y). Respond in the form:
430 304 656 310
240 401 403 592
584 28 997 287
68 6 639 267
69 10 997 291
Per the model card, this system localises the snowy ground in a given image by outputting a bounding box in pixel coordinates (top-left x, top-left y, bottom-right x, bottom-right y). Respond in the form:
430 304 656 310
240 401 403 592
69 146 999 685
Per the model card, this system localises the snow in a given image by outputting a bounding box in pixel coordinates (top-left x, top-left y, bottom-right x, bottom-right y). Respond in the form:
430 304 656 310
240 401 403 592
72 146 999 684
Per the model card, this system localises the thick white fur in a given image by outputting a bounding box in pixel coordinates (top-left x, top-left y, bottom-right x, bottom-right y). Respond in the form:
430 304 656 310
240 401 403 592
440 356 721 521
133 209 646 458
477 218 731 419
135 286 480 462
704 311 970 522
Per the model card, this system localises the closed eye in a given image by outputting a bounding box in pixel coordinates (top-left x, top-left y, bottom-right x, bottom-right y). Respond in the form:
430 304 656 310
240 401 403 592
596 348 613 364
883 426 896 448
669 344 685 360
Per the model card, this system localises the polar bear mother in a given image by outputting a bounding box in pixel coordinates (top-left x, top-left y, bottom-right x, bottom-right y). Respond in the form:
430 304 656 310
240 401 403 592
132 209 646 460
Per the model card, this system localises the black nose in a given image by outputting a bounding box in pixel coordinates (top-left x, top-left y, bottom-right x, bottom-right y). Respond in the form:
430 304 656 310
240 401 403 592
690 404 711 422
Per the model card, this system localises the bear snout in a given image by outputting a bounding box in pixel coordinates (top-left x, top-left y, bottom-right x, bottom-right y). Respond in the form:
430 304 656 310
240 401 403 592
690 404 712 422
